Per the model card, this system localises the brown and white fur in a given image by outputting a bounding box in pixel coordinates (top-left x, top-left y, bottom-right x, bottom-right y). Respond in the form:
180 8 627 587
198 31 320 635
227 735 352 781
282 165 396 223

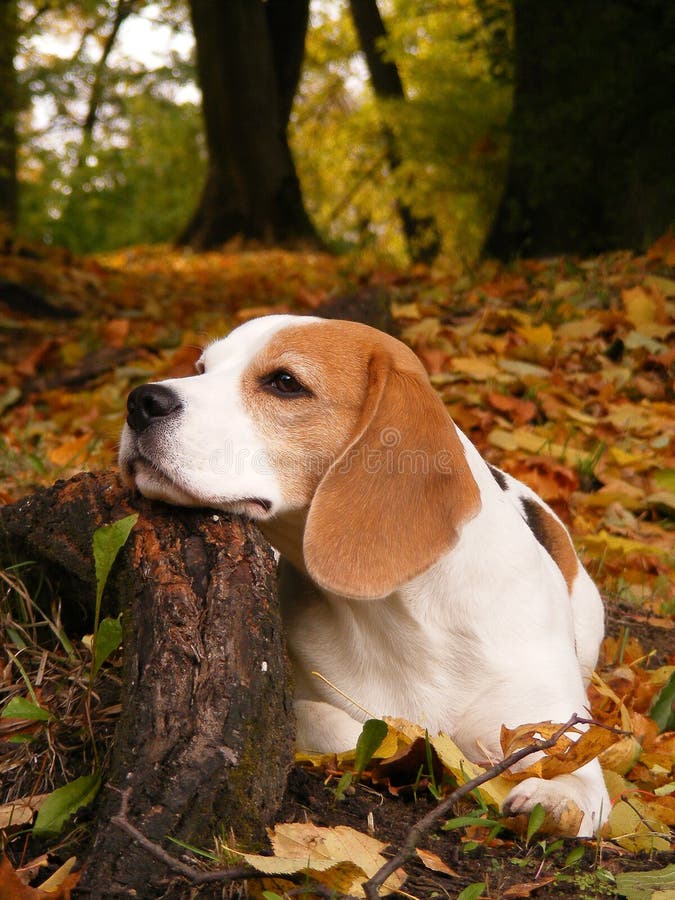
119 315 609 836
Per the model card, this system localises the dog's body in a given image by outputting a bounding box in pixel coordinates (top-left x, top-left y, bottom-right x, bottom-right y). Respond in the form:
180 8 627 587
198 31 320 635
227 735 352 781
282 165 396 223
120 314 609 835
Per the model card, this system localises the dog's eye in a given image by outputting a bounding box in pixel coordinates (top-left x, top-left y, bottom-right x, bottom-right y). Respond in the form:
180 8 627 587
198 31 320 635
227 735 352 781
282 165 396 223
264 370 309 397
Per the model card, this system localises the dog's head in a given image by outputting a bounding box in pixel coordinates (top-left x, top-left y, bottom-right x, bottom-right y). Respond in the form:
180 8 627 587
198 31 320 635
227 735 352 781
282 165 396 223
120 315 480 597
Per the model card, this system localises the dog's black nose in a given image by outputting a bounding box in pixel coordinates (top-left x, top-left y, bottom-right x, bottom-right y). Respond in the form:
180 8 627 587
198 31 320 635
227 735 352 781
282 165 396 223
126 384 182 433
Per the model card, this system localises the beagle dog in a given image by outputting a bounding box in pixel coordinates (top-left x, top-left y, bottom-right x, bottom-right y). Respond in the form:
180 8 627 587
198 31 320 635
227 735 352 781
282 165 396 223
119 314 609 836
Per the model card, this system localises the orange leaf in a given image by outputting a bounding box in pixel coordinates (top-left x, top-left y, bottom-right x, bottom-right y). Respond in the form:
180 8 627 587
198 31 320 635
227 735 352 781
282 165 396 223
47 433 92 467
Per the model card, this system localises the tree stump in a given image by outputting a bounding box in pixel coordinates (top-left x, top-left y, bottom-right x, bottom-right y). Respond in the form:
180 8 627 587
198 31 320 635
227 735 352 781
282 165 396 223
0 471 294 898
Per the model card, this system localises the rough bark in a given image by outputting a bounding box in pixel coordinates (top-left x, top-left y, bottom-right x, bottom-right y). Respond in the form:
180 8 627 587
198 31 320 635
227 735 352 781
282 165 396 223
0 471 294 899
348 0 441 265
484 0 675 259
179 0 319 250
0 0 18 229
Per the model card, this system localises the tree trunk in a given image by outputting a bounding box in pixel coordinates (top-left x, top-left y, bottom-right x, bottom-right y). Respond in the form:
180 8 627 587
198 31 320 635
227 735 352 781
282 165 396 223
0 471 294 899
179 0 319 250
484 0 675 259
0 0 18 230
348 0 441 265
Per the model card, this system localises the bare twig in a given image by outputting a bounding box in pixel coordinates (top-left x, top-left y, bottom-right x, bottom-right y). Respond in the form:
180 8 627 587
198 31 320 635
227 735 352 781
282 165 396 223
362 714 587 899
110 788 359 896
110 788 251 885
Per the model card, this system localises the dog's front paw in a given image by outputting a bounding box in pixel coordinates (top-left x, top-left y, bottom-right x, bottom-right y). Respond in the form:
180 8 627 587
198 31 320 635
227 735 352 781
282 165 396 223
503 773 607 837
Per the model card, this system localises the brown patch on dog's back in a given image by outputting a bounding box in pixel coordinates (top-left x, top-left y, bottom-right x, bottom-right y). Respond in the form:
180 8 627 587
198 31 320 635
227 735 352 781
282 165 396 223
521 497 578 591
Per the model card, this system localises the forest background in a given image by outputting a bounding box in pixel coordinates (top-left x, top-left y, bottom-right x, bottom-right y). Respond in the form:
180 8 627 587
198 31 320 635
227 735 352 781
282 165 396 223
0 1 674 898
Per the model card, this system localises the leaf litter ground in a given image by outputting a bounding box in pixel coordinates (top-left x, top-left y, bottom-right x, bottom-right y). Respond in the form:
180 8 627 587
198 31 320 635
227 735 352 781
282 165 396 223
0 236 673 897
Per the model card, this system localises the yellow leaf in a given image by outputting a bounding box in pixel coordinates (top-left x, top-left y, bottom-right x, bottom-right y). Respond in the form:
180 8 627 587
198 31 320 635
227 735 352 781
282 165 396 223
391 301 422 320
582 530 669 557
244 823 406 898
47 433 93 467
487 427 586 465
451 356 500 380
516 322 554 349
431 733 512 808
608 798 672 852
556 319 604 341
622 286 656 328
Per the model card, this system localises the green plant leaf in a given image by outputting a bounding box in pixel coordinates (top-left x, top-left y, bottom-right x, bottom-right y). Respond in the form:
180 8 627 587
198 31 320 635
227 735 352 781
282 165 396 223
649 671 675 732
526 803 547 842
354 718 388 775
653 468 675 492
92 615 123 678
615 864 675 900
333 771 353 801
33 772 102 837
443 815 502 831
457 882 486 900
563 845 585 867
93 514 138 611
1 696 51 721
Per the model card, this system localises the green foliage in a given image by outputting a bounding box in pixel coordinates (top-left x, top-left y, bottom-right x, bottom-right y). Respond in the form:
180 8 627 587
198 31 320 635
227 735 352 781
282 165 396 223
334 718 388 799
17 0 204 252
90 513 136 682
1 695 51 721
20 94 205 252
615 865 675 900
33 772 102 837
292 0 512 263
354 718 388 774
457 882 487 900
525 802 546 843
91 612 122 678
650 671 675 733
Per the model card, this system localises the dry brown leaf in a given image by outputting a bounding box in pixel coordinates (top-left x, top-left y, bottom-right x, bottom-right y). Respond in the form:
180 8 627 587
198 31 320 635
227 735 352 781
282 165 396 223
415 847 459 876
243 823 405 898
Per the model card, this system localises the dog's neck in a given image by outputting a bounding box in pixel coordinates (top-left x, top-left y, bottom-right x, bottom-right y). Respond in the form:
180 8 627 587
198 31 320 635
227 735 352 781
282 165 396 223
258 508 308 574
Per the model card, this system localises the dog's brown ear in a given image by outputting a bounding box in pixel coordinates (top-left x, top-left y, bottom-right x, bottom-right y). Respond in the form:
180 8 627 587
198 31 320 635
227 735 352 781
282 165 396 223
303 351 481 599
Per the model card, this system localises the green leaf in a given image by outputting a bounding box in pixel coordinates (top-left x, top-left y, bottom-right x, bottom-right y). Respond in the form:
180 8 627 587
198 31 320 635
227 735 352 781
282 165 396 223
333 771 353 801
443 815 502 831
457 882 486 900
526 803 547 842
650 671 675 732
614 864 675 900
93 514 138 609
33 773 102 837
354 718 388 775
654 468 675 493
563 846 585 868
92 615 123 678
92 513 137 651
1 696 51 721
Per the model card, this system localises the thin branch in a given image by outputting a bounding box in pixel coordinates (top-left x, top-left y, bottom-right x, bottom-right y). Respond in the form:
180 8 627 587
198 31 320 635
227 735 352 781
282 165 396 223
110 788 252 885
110 788 358 896
362 714 587 899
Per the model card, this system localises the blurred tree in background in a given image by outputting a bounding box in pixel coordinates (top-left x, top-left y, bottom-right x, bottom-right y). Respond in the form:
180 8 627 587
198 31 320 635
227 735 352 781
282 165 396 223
178 0 319 250
486 0 675 259
3 0 673 263
0 0 19 230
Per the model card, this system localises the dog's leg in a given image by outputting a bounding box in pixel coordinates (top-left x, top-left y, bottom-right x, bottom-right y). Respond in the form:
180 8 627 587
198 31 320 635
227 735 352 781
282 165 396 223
503 759 608 836
294 699 364 753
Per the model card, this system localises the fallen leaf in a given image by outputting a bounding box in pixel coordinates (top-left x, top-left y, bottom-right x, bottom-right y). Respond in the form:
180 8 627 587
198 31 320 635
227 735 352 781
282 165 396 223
623 286 657 328
431 733 512 808
243 823 405 898
0 796 49 831
415 847 459 876
502 877 556 898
